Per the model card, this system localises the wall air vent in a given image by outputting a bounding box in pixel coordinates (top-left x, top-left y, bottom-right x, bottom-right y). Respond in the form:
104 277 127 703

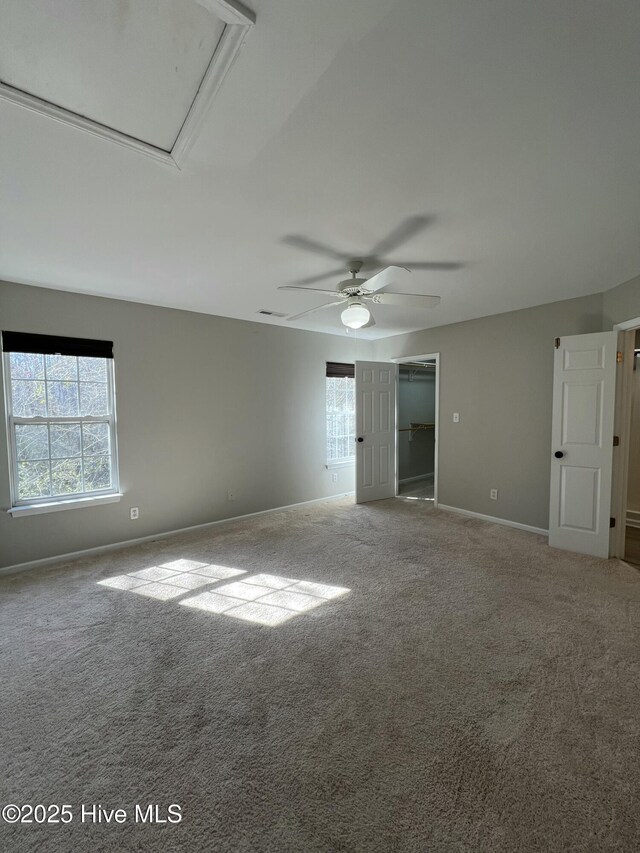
0 0 255 168
257 310 287 318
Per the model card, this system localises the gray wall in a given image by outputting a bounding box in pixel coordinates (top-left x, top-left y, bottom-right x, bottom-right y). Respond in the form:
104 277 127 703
374 294 604 531
398 367 435 481
0 280 370 568
2 275 639 566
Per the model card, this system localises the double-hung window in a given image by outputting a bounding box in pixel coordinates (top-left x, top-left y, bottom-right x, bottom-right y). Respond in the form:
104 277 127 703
326 362 355 466
2 332 119 513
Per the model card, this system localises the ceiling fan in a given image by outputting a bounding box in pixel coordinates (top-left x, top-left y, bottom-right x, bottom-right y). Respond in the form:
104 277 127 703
279 260 441 329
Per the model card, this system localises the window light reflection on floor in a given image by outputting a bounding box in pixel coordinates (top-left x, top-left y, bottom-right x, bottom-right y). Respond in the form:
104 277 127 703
97 561 349 626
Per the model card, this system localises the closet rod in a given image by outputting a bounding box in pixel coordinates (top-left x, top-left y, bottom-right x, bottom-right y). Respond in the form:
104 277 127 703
403 362 436 369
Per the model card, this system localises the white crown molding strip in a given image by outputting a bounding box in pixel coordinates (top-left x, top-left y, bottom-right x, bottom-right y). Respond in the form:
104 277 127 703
0 492 354 577
197 0 256 26
171 23 250 165
0 82 177 168
438 504 548 537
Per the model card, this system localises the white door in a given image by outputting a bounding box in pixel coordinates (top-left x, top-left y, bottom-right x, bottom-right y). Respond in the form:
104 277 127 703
549 331 619 557
355 361 397 503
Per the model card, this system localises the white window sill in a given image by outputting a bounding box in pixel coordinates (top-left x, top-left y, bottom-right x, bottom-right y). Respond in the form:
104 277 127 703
326 460 355 470
8 493 123 518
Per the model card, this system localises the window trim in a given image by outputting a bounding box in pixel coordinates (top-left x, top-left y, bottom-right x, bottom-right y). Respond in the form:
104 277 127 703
325 459 355 470
2 351 120 511
7 492 123 517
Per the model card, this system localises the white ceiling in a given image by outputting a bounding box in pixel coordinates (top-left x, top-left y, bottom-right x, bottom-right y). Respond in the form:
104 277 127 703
1 0 640 339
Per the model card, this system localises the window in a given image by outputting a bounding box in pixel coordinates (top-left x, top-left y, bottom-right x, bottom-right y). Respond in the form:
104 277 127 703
2 332 119 511
326 362 355 465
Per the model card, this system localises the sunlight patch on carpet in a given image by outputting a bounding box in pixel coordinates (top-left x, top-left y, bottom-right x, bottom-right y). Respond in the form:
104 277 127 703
158 558 210 572
130 582 185 601
181 575 349 626
97 575 148 590
97 563 349 626
180 591 246 614
129 566 182 582
227 601 296 626
190 565 246 580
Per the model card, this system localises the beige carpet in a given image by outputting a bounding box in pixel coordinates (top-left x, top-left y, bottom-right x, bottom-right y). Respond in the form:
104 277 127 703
1 497 639 852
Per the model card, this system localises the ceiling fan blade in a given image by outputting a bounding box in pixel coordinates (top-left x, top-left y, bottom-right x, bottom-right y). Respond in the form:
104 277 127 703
286 300 344 322
393 261 462 270
290 267 346 287
373 293 441 309
370 215 432 257
278 285 344 296
283 236 347 261
363 265 411 293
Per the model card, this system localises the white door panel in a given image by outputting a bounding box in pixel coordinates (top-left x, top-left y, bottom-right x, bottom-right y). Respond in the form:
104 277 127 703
549 332 618 557
559 466 599 530
356 361 397 503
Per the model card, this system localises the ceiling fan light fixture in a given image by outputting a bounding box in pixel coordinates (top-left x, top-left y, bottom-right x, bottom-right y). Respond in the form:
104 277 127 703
341 299 370 329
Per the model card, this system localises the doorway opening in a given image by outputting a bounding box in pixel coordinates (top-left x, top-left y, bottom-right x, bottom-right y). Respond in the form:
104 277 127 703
394 355 439 503
622 330 640 567
611 317 640 564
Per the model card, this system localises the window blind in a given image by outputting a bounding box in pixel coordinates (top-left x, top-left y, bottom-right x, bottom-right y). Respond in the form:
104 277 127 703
326 362 355 379
2 331 113 359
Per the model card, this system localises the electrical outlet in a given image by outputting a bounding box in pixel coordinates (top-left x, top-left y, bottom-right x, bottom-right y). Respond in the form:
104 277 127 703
490 489 498 501
130 507 139 520
332 473 338 483
453 412 460 423
227 490 235 501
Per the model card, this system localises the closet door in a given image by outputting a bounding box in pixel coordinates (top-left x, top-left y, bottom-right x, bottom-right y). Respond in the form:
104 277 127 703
355 361 397 503
548 332 618 557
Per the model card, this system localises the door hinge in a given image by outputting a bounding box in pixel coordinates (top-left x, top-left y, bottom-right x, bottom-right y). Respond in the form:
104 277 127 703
613 435 620 446
617 351 623 363
554 337 560 349
610 517 616 528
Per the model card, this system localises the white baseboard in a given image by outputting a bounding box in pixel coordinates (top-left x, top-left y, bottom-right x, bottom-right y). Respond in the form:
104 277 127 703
626 509 640 529
438 504 548 537
0 492 356 577
398 472 434 485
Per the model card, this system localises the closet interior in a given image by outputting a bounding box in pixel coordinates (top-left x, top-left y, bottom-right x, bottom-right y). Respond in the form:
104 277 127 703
397 360 436 500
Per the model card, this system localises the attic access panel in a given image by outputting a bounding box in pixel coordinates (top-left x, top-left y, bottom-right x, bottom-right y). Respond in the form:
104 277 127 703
0 0 254 167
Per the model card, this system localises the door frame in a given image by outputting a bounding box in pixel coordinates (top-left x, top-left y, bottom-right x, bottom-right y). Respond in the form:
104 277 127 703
391 352 440 506
611 316 640 558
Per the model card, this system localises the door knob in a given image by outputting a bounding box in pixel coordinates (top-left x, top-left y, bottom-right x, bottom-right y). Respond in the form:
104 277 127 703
554 451 564 459
357 437 364 443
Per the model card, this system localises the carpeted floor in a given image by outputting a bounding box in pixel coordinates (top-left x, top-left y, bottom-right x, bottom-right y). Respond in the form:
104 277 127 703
1 497 639 852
